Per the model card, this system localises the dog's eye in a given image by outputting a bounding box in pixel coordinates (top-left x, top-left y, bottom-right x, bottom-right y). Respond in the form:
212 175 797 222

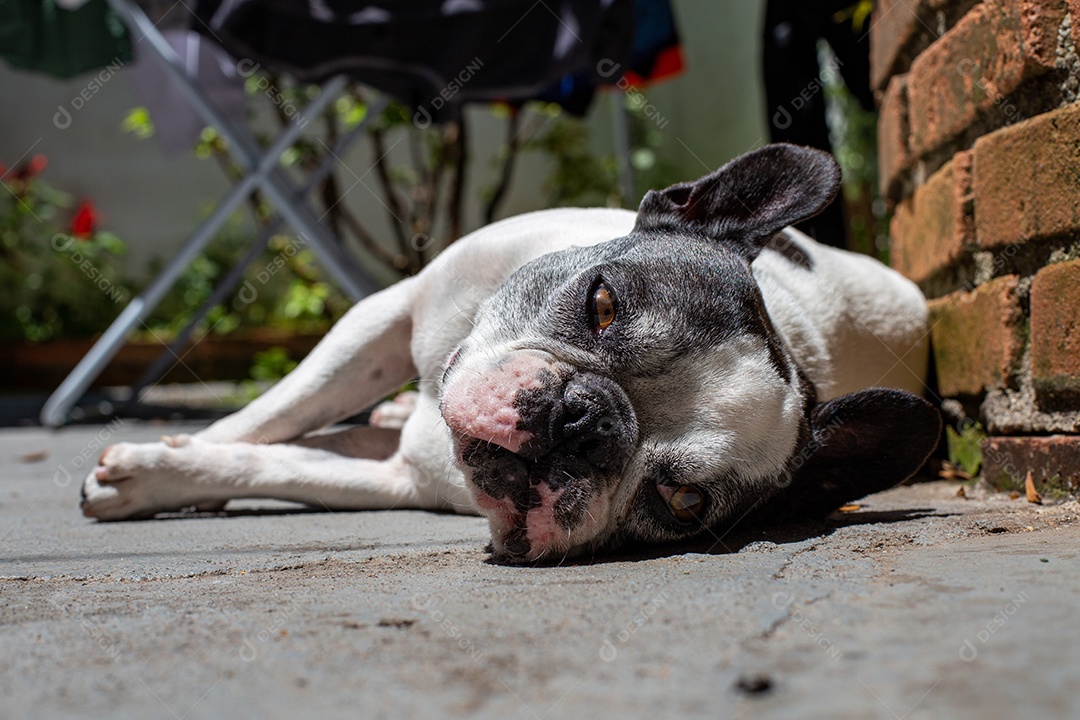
666 485 705 522
589 281 616 331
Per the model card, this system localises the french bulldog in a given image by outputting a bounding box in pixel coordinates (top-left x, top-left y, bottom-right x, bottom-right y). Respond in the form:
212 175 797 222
80 144 941 564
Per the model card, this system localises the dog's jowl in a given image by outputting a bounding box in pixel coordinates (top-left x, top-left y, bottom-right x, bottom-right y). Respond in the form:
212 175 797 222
81 144 940 565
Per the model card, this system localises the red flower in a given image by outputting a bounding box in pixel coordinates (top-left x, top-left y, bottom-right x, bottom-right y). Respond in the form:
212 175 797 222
71 199 98 238
14 154 46 181
6 154 48 182
27 154 47 176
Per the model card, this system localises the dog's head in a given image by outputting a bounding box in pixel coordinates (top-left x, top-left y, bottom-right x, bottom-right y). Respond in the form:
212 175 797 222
439 144 940 564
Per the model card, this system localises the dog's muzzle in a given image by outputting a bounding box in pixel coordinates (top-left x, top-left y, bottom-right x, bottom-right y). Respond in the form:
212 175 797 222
442 358 638 563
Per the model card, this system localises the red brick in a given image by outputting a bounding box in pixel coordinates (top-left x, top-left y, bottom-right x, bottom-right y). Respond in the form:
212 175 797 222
1030 259 1080 406
878 75 911 200
907 0 1066 159
928 275 1024 396
973 102 1080 249
982 435 1080 492
870 0 984 93
889 151 974 282
1071 0 1080 49
871 0 927 92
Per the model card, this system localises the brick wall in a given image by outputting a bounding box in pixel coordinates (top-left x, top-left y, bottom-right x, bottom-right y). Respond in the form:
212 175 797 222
873 0 1080 495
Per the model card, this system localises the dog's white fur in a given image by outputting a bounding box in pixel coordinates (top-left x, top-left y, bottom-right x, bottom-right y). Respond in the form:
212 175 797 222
81 207 928 521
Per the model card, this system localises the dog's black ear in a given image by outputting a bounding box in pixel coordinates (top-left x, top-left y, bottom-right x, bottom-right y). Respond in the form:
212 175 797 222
634 143 841 259
759 388 942 521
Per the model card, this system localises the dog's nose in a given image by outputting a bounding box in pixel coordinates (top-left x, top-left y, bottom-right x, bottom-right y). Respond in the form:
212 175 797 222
515 374 636 470
549 382 623 468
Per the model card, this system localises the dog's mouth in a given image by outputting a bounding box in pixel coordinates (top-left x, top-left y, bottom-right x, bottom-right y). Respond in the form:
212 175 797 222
440 353 639 563
457 438 617 564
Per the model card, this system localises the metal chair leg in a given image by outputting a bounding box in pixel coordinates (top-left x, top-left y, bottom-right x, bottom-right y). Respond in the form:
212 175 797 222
128 112 381 397
112 0 381 298
40 68 358 426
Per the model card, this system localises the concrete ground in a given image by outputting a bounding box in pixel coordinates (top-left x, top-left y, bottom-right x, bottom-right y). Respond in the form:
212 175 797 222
2 421 1078 720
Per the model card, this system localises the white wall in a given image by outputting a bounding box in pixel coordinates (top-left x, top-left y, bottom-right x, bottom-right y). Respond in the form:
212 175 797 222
0 0 766 285
636 0 769 175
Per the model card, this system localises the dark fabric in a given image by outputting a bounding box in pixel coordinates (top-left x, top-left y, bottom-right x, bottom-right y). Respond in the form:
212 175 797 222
0 0 132 78
533 0 683 115
624 0 682 84
762 0 872 249
195 0 635 123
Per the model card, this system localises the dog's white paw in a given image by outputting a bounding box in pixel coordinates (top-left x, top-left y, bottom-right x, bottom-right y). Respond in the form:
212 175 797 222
370 391 419 430
80 435 226 521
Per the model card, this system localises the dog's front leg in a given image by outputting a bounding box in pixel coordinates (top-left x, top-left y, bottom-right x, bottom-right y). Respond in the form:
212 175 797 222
198 277 421 445
80 430 413 519
81 397 475 520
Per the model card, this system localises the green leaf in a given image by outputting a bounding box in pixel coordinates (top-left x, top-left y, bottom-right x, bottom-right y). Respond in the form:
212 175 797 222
946 422 986 476
249 346 298 382
121 107 155 139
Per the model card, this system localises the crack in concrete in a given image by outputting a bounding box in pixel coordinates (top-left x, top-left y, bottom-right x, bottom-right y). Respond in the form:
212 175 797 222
771 541 818 580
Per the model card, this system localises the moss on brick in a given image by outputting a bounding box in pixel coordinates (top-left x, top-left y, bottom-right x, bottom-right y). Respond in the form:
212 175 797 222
907 0 1066 159
973 102 1080 249
928 275 1025 396
1031 259 1080 408
981 435 1080 495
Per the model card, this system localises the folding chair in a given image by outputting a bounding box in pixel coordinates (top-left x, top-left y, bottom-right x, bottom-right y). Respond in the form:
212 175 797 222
41 0 672 426
40 0 382 426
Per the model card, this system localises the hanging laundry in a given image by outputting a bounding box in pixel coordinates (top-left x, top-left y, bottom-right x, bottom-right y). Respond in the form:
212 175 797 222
532 0 684 115
0 0 131 79
194 0 636 123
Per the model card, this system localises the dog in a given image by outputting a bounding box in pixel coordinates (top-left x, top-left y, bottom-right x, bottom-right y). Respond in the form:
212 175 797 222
80 144 941 564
